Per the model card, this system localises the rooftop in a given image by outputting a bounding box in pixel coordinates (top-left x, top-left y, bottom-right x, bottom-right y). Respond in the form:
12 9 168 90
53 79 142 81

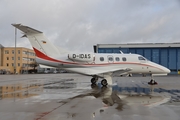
96 43 180 48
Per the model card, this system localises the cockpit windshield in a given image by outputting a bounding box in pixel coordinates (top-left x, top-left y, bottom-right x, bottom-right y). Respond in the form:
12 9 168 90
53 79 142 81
138 56 146 61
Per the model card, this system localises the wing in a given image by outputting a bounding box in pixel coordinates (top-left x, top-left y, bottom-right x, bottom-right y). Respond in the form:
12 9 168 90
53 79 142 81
87 67 132 77
86 67 132 85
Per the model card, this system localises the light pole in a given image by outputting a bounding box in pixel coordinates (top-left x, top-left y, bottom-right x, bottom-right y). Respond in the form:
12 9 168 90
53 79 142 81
27 50 29 74
14 28 17 74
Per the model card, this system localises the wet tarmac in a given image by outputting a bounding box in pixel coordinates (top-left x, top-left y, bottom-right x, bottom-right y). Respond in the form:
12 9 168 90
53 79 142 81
0 74 180 120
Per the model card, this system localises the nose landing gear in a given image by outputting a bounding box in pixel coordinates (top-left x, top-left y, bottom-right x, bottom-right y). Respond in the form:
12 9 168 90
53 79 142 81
148 75 158 85
148 79 158 85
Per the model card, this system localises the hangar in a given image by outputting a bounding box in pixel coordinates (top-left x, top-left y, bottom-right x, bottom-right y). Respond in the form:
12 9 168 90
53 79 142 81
94 43 180 74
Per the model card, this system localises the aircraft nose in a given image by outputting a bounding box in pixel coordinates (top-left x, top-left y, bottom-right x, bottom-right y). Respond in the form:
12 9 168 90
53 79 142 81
164 68 171 73
150 61 171 74
161 65 171 73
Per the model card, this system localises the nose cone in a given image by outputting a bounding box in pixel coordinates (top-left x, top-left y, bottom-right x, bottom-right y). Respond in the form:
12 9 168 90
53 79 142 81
164 67 171 74
159 65 171 74
150 61 171 74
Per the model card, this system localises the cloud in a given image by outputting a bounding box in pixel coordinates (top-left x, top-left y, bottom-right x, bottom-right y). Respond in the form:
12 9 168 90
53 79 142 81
0 0 180 52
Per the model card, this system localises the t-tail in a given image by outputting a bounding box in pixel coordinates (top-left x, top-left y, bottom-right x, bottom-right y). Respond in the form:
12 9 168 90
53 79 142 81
12 24 68 58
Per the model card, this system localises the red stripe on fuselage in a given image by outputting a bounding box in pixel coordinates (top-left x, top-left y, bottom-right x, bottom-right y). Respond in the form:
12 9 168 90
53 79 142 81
33 47 61 63
33 47 164 71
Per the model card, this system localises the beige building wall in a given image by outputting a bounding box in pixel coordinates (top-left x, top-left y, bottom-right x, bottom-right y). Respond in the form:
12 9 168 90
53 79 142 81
2 47 36 74
0 44 4 66
0 48 2 66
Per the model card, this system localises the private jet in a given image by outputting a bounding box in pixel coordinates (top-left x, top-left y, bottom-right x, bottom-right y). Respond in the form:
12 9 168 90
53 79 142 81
12 24 170 86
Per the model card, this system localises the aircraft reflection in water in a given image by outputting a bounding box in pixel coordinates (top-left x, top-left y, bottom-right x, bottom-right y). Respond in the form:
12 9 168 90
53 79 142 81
0 82 43 100
91 84 171 109
89 85 172 119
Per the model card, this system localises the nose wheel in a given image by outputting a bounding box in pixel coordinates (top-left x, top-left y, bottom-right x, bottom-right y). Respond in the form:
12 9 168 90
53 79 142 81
148 79 158 85
148 74 158 85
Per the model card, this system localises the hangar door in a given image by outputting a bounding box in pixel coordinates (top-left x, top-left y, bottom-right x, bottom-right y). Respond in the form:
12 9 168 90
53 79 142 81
169 49 176 70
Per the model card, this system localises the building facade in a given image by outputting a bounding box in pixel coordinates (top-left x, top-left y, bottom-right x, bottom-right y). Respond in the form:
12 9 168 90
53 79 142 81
0 46 36 74
94 43 180 74
0 44 4 67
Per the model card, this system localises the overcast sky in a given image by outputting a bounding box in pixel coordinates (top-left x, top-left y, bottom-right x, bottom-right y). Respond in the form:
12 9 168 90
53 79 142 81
0 0 180 52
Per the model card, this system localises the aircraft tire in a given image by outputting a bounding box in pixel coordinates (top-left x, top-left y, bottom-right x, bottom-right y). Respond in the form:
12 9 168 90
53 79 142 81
148 79 158 85
91 78 96 84
101 79 108 86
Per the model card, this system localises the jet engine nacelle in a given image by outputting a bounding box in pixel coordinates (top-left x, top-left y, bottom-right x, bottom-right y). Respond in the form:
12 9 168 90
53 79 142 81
68 53 95 62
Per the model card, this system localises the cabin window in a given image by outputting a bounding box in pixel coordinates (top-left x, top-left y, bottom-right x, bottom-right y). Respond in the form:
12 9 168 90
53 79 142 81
108 57 113 61
100 57 104 61
138 56 146 61
122 57 127 61
115 57 120 61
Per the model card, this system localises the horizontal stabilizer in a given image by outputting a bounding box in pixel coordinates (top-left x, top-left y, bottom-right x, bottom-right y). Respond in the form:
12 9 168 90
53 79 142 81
12 24 42 34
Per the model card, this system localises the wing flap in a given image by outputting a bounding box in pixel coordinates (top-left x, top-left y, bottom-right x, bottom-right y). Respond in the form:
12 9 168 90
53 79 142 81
87 67 132 77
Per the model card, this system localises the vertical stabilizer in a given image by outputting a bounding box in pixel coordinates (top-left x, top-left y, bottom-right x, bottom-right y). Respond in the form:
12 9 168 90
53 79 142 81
12 24 67 57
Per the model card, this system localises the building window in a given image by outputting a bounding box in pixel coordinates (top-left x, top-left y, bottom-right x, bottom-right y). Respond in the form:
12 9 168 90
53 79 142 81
106 49 113 53
122 57 127 61
5 50 9 54
23 63 26 67
12 50 14 54
12 63 14 66
7 57 9 60
115 57 120 61
18 50 20 54
12 57 14 60
23 51 27 54
100 57 104 61
23 57 29 61
6 63 9 66
18 57 20 60
98 49 104 53
18 63 20 66
28 52 35 56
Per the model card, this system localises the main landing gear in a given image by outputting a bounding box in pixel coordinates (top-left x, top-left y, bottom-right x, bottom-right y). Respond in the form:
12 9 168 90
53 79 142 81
148 75 158 85
101 79 108 86
91 77 108 86
91 77 98 84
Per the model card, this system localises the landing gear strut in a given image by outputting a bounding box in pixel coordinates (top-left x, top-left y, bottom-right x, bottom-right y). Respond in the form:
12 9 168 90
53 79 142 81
148 75 158 85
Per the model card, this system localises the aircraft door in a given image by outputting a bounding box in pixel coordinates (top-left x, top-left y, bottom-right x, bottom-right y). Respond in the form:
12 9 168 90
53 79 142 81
107 55 114 63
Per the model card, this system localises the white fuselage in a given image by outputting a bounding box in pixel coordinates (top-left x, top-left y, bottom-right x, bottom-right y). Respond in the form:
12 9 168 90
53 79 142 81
35 51 170 76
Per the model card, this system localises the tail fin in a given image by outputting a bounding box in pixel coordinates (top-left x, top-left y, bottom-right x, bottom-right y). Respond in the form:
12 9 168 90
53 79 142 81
12 24 67 57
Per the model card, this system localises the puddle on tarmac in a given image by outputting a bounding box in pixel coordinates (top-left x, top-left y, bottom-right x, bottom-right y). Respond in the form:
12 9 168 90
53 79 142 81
0 79 76 100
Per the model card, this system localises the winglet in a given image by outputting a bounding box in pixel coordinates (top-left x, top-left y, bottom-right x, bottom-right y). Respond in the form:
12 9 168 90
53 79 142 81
11 24 42 34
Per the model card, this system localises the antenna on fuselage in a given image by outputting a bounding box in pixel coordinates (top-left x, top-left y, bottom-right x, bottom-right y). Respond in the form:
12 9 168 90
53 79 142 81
119 50 124 54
